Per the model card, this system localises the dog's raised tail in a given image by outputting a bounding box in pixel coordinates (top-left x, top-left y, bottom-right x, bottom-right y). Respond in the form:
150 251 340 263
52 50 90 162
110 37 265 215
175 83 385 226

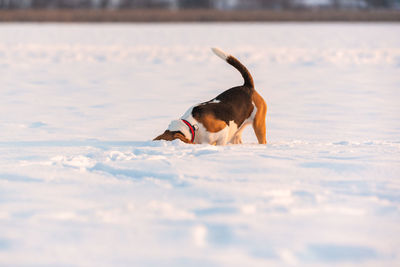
211 47 254 88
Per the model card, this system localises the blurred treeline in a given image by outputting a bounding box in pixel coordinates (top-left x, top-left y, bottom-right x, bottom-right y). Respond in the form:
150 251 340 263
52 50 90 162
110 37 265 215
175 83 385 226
0 0 399 9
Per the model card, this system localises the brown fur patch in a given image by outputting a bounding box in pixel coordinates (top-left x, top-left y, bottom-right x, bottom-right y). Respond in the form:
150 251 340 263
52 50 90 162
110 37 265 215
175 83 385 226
194 113 227 133
173 132 193 144
252 90 267 144
153 130 192 144
153 130 174 141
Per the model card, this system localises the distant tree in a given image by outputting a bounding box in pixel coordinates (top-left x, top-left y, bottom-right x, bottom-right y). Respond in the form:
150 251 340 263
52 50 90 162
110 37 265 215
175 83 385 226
31 0 52 8
366 0 391 7
55 0 73 8
280 0 294 9
178 0 211 8
118 0 130 8
332 0 341 9
119 0 150 8
0 0 11 9
78 0 93 8
257 0 281 9
99 0 111 8
237 0 295 9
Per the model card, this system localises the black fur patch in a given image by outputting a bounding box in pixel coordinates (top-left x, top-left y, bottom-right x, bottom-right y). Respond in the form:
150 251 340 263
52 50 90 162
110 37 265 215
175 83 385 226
192 85 254 127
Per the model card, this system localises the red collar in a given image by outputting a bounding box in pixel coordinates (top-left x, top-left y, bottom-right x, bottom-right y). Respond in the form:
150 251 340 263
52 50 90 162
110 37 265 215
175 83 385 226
181 119 195 143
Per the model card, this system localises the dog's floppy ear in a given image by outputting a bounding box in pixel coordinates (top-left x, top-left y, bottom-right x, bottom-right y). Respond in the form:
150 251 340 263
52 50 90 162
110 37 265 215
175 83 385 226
173 132 193 144
153 130 193 144
153 130 173 141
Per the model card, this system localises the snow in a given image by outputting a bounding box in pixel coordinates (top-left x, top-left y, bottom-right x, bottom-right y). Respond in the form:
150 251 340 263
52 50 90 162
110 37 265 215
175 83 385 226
0 23 399 266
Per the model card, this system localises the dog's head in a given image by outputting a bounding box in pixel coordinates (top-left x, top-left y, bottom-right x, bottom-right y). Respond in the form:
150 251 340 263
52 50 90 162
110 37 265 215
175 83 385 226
153 130 192 144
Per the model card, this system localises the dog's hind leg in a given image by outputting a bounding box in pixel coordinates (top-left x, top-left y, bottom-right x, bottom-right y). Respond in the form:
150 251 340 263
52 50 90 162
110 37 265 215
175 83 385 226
252 91 267 144
253 115 266 144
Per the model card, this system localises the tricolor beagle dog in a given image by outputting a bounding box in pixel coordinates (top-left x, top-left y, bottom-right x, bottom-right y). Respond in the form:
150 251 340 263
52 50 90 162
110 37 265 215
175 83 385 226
154 48 267 145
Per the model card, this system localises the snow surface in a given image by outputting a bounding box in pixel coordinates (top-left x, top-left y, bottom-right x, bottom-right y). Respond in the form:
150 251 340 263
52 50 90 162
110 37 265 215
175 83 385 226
0 23 399 266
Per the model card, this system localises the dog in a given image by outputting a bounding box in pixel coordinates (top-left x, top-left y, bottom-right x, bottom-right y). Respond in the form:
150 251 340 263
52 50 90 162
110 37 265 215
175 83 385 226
154 48 267 145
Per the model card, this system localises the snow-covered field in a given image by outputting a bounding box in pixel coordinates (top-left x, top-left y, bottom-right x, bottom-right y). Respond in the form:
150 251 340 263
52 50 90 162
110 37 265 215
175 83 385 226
0 23 399 266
